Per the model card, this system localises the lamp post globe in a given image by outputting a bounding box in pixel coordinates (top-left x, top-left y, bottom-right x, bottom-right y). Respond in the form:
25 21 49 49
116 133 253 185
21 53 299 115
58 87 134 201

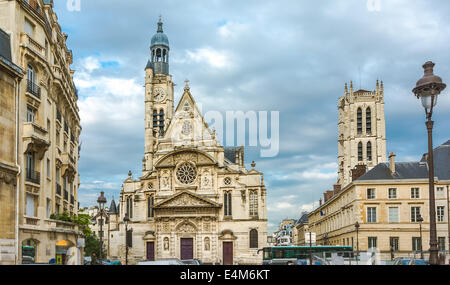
412 61 446 265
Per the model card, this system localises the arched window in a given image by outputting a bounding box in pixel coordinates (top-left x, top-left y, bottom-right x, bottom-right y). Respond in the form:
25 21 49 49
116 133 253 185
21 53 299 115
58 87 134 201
358 142 363 161
249 191 258 217
159 109 165 136
224 192 232 217
249 229 258 249
126 196 133 218
357 108 363 134
367 142 372 161
156 48 162 62
366 108 372 134
147 195 154 218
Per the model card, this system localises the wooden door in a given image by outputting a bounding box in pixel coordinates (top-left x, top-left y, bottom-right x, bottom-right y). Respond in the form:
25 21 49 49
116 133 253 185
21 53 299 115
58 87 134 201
180 238 193 260
223 242 233 265
146 242 155 261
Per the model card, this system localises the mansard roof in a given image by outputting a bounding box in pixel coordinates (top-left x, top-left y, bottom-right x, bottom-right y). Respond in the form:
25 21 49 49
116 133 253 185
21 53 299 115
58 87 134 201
357 140 450 181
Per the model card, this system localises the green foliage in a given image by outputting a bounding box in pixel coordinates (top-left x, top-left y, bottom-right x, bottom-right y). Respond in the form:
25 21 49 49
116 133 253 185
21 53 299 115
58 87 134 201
84 235 106 260
50 212 93 237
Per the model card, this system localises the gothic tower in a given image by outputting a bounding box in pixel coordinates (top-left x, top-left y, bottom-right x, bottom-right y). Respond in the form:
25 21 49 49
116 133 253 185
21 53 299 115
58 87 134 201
144 18 175 174
337 80 387 186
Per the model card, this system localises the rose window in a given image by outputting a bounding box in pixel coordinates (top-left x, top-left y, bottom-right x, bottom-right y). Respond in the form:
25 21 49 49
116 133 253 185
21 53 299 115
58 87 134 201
176 162 197 185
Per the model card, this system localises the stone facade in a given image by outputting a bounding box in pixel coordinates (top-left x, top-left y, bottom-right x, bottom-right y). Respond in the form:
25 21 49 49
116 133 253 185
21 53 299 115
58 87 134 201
0 28 22 264
0 0 82 264
308 144 450 261
107 20 268 265
338 81 387 187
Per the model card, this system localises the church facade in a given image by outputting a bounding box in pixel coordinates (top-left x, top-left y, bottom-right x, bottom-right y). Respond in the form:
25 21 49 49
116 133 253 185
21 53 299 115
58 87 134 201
107 19 268 265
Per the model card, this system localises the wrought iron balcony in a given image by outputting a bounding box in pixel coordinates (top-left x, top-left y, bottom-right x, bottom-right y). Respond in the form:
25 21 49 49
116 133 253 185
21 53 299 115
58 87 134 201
27 79 41 99
26 169 40 184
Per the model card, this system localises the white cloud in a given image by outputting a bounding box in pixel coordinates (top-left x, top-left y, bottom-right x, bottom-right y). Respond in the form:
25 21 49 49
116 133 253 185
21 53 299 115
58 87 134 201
186 47 233 69
80 56 101 73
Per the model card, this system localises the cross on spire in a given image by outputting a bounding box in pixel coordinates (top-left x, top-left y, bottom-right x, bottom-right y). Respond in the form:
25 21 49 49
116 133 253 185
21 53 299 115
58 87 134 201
184 79 190 91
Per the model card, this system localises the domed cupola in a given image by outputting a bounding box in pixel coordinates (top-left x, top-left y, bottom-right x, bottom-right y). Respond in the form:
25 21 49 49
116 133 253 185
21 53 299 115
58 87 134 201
148 18 170 75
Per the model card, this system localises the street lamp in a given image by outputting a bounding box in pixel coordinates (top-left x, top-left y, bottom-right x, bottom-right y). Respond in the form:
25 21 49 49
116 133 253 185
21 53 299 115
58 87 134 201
417 215 424 260
124 213 130 265
97 191 107 265
355 222 360 264
412 61 446 265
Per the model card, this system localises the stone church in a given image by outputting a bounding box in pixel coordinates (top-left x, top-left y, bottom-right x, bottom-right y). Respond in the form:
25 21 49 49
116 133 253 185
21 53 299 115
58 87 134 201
106 19 268 265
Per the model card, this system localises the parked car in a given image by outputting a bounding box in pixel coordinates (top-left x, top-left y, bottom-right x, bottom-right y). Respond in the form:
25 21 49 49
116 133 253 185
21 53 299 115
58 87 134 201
181 259 203 265
138 259 185 265
393 258 429 265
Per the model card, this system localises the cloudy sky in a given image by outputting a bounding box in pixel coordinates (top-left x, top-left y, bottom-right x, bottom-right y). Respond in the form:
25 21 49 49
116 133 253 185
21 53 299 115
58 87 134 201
54 0 450 233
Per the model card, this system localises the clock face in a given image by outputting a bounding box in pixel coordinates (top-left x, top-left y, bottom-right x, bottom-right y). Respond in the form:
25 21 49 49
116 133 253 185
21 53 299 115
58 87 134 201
154 88 166 102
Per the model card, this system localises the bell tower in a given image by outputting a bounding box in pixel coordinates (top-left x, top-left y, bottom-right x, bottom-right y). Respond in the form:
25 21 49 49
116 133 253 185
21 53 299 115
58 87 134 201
337 80 387 186
143 18 174 174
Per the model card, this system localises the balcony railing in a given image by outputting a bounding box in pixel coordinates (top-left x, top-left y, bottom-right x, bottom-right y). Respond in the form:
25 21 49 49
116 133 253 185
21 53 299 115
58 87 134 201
64 189 68 201
27 79 41 99
26 169 40 184
56 184 61 196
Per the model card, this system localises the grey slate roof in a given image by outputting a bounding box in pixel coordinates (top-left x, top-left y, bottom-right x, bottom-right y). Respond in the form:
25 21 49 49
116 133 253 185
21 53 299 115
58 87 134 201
224 147 239 163
109 199 118 214
357 140 450 181
295 213 309 226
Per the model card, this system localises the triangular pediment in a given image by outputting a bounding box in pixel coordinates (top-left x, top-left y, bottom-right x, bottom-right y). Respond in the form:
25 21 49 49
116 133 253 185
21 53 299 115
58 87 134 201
163 86 219 148
154 191 221 209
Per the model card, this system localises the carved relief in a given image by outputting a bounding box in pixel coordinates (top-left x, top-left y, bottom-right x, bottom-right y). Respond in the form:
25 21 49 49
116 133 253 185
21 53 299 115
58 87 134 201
162 193 210 208
176 221 196 233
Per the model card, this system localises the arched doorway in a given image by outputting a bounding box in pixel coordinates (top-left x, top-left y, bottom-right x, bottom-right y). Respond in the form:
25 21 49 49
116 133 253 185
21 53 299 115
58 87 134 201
22 239 38 264
55 240 73 265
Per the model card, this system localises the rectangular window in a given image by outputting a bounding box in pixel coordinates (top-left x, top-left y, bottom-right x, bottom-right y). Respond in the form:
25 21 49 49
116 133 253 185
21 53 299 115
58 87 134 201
388 188 397 199
367 207 377 223
368 237 377 249
437 206 445 222
390 237 399 252
411 188 420 199
46 198 51 218
26 194 35 217
24 18 34 36
388 207 399 223
47 158 51 179
412 237 422 252
438 237 446 251
147 196 154 218
411 207 421 222
436 187 444 198
249 191 258 217
367 188 376 200
26 107 35 123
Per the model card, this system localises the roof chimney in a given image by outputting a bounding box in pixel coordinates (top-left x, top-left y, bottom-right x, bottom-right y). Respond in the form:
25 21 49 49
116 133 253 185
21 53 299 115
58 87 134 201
389 152 396 174
333 183 342 194
351 164 367 181
319 198 322 206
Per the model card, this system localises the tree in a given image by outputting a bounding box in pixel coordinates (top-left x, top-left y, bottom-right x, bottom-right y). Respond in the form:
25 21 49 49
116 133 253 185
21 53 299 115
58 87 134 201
84 235 106 262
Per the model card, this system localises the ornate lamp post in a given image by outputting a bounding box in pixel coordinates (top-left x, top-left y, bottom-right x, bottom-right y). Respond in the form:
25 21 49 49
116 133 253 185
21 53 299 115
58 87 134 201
417 215 424 260
97 192 107 265
355 222 360 264
412 61 446 265
124 213 130 265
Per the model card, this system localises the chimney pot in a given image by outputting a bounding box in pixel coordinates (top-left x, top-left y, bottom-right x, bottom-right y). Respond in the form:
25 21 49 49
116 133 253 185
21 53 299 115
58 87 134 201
389 153 396 174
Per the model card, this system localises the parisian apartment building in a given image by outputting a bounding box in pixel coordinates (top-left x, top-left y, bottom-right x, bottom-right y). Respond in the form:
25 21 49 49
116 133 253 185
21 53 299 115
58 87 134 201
0 0 81 264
